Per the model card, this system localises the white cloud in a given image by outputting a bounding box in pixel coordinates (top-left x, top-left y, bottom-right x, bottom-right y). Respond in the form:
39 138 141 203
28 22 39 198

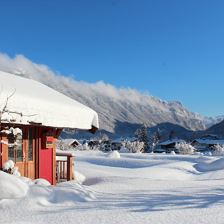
0 53 155 104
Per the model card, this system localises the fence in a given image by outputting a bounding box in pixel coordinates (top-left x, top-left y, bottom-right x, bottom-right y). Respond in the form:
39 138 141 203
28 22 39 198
56 152 73 182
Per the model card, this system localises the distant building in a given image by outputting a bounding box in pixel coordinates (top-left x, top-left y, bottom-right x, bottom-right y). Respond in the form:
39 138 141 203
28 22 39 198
191 139 224 151
157 139 185 153
61 139 81 148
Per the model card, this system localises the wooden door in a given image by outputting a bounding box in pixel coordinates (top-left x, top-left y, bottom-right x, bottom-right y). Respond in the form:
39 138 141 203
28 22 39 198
39 128 54 184
25 127 35 179
9 127 36 179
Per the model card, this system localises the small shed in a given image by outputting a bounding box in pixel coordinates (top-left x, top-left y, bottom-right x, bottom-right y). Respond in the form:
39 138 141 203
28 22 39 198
0 71 99 184
60 139 81 148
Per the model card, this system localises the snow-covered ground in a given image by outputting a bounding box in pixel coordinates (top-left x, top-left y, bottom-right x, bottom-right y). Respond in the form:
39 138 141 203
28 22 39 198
1 151 224 224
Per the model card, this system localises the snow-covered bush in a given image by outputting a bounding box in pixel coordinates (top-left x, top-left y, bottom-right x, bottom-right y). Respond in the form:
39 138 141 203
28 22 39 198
212 144 224 156
204 151 213 156
0 127 23 147
108 150 120 159
100 141 112 151
2 160 21 176
57 140 94 151
81 143 90 151
175 142 195 155
1 127 22 136
125 141 144 153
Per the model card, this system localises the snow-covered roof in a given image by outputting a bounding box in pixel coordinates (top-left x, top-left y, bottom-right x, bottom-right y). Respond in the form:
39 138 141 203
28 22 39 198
193 139 224 145
0 71 99 131
61 139 80 146
159 139 185 146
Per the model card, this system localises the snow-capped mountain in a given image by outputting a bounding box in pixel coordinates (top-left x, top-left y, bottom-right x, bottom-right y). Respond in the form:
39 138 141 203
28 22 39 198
0 53 220 138
202 115 224 128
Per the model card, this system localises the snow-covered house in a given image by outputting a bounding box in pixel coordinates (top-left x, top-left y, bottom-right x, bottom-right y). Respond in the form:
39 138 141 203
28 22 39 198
191 139 224 151
157 139 185 153
0 71 99 184
60 139 81 149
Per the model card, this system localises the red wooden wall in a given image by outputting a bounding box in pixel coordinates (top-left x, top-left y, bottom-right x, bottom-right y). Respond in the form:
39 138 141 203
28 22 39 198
39 148 53 184
0 140 2 169
0 125 59 185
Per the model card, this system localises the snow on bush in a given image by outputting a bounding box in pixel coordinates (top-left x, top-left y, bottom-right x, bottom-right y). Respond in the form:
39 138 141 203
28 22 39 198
204 151 212 156
58 140 93 151
3 160 21 176
125 141 144 153
82 143 90 151
0 171 28 199
1 127 22 136
3 160 14 170
212 144 224 156
170 150 176 155
11 166 21 176
108 150 120 159
175 142 195 155
76 143 97 151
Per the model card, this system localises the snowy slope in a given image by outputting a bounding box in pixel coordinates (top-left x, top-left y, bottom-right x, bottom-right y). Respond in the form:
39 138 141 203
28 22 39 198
0 53 213 137
1 152 224 224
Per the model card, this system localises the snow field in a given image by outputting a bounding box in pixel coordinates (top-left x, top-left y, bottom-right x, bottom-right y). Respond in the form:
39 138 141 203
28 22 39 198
1 151 224 224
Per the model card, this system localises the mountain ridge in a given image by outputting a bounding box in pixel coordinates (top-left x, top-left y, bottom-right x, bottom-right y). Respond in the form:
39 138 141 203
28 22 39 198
0 53 222 138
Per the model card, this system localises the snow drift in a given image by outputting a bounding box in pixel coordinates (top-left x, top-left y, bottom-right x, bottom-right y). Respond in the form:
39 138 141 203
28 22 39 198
0 171 28 199
195 157 224 172
0 170 95 204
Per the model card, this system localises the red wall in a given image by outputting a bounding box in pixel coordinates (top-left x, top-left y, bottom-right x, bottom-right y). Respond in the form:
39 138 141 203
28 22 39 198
0 141 2 169
39 148 53 184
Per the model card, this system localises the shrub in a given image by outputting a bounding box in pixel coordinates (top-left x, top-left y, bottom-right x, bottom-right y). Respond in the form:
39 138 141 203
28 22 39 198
175 142 195 155
212 144 224 156
125 141 144 153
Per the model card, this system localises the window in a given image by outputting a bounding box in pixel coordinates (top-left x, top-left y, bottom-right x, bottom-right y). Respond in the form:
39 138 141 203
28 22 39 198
8 131 23 162
8 133 15 161
16 134 23 162
28 128 33 161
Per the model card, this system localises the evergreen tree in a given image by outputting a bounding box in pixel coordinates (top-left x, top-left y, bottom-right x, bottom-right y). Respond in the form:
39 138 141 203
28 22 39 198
135 124 150 152
150 129 161 152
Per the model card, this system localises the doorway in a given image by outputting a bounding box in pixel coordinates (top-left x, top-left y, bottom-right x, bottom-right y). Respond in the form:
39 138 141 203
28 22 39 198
8 127 36 179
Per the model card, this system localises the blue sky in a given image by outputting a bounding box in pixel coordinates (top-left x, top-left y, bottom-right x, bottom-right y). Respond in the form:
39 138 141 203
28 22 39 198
0 0 224 117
